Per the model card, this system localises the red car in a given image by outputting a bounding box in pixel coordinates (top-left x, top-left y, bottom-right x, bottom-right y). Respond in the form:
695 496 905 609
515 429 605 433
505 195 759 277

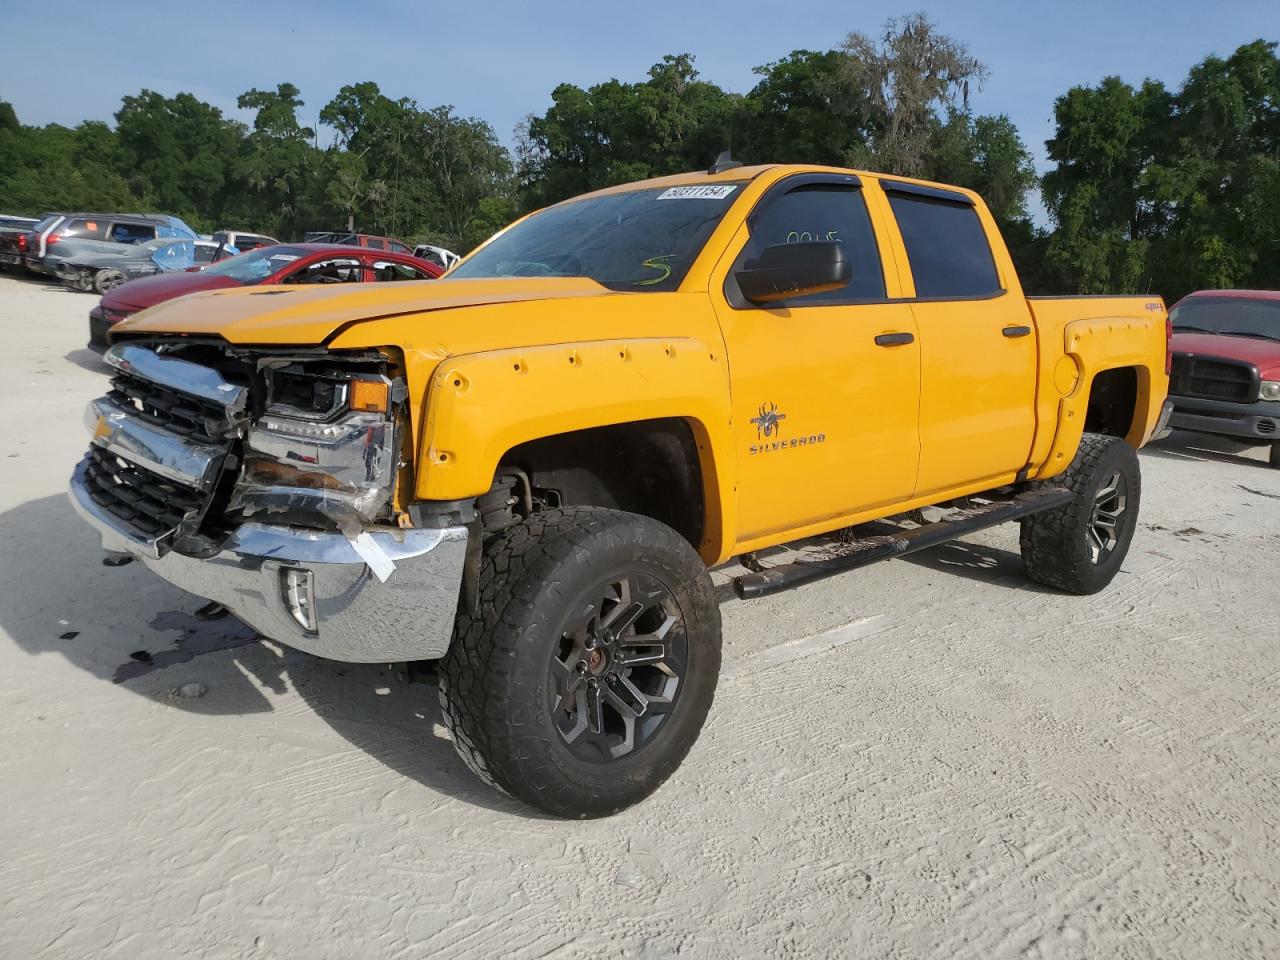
88 243 442 349
1167 289 1280 467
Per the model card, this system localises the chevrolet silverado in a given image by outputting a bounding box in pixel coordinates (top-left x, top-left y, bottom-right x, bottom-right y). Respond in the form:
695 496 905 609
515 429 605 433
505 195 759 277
70 159 1172 817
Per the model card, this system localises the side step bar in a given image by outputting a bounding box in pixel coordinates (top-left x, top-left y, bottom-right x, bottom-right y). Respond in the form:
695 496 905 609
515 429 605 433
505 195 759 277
734 486 1072 599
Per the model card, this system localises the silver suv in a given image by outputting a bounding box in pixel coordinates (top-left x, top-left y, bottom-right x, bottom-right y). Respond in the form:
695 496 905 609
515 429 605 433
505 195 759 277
24 213 197 274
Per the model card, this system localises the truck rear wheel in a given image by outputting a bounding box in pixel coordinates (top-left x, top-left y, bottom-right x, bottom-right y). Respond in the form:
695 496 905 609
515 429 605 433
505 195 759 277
438 506 721 818
1020 433 1141 594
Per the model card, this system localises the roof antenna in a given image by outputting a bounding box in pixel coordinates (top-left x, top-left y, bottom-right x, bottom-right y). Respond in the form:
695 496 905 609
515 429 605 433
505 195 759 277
707 150 742 175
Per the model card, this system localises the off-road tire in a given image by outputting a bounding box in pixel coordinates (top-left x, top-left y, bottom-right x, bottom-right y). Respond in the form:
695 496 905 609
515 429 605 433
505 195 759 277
438 506 721 818
94 269 126 295
1020 433 1141 594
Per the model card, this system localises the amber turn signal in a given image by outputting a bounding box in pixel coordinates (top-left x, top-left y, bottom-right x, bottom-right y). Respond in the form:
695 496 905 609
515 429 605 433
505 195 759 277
350 379 389 413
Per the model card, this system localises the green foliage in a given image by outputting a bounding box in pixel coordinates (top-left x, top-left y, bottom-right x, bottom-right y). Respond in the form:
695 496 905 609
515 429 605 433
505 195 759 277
517 54 740 209
1043 40 1280 300
0 26 1274 301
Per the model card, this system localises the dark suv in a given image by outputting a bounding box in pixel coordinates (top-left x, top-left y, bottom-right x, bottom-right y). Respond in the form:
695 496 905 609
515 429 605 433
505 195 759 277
23 213 197 274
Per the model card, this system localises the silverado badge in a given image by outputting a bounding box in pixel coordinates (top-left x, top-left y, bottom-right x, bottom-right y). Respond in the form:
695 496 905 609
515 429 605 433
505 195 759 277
748 402 825 455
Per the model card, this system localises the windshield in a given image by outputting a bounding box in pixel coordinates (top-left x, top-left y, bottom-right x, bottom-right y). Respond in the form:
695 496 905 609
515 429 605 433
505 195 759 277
450 184 744 291
146 239 196 270
1172 296 1280 342
200 244 308 283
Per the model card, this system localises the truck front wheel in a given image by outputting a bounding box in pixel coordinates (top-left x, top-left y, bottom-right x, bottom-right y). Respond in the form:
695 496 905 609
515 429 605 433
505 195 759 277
438 506 721 818
1020 433 1141 594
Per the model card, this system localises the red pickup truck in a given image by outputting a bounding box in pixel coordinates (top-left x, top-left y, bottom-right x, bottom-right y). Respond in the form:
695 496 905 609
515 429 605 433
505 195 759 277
1167 290 1280 467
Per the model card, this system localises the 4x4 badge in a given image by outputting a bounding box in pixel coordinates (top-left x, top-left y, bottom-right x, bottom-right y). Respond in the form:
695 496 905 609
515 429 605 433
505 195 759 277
751 402 787 438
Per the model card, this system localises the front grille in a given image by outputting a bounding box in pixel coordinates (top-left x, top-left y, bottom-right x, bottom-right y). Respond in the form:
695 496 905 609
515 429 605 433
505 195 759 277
108 368 228 444
83 446 205 539
1170 354 1257 403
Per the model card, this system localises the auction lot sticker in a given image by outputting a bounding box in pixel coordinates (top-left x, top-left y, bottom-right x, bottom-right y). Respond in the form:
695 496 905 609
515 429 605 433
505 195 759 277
656 185 739 200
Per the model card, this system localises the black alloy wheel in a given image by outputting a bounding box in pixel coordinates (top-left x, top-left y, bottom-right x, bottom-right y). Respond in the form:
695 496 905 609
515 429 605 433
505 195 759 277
549 572 687 762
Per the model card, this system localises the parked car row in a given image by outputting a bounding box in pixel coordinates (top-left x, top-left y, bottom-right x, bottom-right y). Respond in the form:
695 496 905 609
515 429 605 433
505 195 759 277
87 242 444 348
3 214 463 286
53 237 233 294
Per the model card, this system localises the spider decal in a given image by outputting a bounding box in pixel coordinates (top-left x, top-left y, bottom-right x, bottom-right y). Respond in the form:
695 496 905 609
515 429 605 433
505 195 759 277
750 402 787 439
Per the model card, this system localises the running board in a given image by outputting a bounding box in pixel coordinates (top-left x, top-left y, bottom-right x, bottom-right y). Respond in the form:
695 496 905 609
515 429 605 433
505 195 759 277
734 486 1072 599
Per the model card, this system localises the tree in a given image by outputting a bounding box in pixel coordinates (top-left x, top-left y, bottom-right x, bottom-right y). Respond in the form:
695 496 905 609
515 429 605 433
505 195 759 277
838 13 987 176
114 90 244 229
411 106 513 251
736 50 868 166
1039 40 1280 299
518 54 739 209
233 83 319 237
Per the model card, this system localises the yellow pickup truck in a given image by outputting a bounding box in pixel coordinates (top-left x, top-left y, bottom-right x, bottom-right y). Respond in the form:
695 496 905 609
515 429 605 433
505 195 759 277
71 159 1171 817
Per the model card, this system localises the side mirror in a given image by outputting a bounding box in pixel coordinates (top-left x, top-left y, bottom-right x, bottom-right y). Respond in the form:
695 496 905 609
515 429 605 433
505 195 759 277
734 241 852 305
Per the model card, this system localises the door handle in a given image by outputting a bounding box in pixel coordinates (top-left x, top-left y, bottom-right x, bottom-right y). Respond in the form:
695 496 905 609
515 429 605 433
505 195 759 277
1002 325 1032 338
874 332 915 347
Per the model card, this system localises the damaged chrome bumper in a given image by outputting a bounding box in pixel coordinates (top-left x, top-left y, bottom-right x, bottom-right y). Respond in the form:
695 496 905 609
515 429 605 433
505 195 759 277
70 459 468 662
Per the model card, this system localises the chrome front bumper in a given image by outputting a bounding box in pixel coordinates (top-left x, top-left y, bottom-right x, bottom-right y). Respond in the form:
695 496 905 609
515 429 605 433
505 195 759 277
70 459 469 662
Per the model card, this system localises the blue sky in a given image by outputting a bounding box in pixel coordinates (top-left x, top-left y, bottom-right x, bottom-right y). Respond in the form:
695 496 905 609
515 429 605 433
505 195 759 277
2 0 1276 219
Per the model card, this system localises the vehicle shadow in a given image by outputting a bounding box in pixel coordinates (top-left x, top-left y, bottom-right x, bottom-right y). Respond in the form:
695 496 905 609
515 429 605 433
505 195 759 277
839 519 1058 592
1144 430 1273 471
895 538 1057 590
64 348 110 374
0 493 543 817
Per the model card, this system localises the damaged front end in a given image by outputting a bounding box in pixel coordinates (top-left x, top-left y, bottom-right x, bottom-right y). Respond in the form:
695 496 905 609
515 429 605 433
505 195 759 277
229 353 408 539
69 340 468 662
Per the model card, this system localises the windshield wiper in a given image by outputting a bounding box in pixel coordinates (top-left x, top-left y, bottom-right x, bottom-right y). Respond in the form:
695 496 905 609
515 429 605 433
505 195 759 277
1220 331 1280 343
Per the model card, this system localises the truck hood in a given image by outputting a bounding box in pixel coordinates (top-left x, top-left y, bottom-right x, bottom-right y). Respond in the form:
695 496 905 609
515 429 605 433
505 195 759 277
1172 332 1280 380
112 276 614 345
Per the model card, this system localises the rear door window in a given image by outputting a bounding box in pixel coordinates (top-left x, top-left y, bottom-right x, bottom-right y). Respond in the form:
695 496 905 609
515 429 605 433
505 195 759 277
63 218 109 241
733 182 886 303
109 222 156 244
886 191 1001 298
388 241 410 255
371 259 432 281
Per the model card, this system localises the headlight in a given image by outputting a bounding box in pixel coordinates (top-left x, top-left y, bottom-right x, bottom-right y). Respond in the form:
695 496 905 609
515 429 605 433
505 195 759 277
232 363 402 533
1261 381 1280 402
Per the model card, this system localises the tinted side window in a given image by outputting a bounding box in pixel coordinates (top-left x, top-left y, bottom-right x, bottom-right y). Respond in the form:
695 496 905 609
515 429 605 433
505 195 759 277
388 241 410 254
63 218 108 240
109 222 156 244
887 194 1000 298
193 244 219 264
736 185 885 303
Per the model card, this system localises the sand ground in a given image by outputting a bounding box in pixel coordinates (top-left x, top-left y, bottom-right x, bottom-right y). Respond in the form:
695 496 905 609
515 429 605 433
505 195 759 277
0 274 1277 959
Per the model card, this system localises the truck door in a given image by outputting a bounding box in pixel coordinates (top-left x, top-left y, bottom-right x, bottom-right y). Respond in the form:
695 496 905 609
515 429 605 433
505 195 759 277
881 182 1037 497
712 174 921 544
